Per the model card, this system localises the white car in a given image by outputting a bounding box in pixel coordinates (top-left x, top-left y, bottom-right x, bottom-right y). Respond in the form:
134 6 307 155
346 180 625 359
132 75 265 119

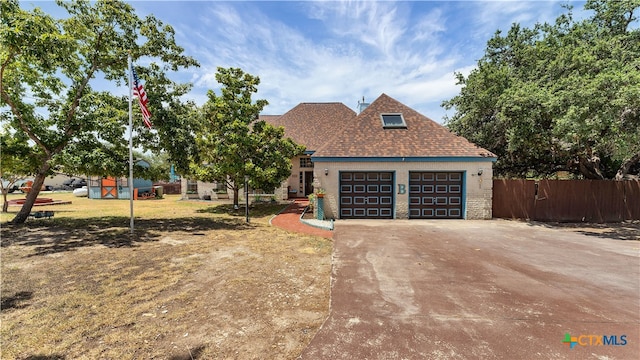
73 186 88 197
1 179 20 193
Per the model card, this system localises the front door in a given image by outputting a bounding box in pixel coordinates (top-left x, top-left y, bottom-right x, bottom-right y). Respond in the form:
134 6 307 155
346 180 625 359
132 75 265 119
304 171 314 196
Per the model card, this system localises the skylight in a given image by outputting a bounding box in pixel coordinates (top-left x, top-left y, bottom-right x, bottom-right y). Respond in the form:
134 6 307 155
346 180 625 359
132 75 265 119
381 114 407 128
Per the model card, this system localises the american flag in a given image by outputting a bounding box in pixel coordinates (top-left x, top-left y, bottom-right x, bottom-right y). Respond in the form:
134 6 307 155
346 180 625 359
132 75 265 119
132 67 152 129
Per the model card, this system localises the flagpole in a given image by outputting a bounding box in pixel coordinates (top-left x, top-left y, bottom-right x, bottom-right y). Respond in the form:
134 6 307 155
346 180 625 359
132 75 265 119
128 54 135 235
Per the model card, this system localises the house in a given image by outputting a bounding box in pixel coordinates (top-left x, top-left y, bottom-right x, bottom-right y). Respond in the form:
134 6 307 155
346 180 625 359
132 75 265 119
183 93 497 219
307 94 496 220
181 178 227 200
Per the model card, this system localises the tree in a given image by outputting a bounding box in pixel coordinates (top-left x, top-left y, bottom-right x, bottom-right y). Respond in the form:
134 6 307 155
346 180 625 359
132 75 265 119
195 67 305 207
133 151 173 183
0 129 39 212
443 0 640 179
1 0 198 223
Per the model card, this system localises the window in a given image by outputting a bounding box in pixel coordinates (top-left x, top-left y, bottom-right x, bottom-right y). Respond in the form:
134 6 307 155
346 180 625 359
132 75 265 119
300 157 314 168
215 181 226 192
381 113 407 128
187 180 198 193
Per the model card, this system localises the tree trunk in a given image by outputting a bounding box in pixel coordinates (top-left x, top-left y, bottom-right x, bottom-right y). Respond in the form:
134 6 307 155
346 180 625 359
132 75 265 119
2 189 8 213
578 155 605 180
615 151 640 180
233 187 239 208
10 169 49 224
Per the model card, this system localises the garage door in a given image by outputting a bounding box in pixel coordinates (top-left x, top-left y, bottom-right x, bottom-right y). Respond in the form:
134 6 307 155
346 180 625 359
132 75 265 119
340 172 394 219
409 172 463 219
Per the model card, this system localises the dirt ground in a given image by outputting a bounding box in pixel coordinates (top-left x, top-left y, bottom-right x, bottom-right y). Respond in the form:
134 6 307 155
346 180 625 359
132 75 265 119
0 196 332 360
2 192 637 359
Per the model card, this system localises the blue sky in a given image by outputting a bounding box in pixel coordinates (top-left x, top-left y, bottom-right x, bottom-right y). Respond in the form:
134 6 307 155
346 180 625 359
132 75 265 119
28 1 589 123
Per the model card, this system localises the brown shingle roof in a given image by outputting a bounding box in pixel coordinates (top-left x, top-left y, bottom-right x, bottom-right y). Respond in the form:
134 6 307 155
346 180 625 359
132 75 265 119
262 103 357 151
258 115 282 125
313 93 496 158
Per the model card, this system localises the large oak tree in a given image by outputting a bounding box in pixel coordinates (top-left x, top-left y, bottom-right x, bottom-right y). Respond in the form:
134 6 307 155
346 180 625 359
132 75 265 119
1 0 198 223
443 0 640 179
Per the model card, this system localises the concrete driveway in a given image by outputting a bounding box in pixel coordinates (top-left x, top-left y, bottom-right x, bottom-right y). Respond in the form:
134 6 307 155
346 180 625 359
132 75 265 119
300 220 639 359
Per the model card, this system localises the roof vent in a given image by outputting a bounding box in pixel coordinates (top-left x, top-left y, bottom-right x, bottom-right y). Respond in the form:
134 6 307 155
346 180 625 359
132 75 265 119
357 96 370 114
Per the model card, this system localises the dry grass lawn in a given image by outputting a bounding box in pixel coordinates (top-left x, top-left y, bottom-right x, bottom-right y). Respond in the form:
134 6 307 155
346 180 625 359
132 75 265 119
1 192 332 359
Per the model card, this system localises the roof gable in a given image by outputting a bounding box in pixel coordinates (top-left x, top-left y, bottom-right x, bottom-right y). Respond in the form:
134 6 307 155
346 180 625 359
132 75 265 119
258 114 282 126
313 93 496 158
262 102 356 151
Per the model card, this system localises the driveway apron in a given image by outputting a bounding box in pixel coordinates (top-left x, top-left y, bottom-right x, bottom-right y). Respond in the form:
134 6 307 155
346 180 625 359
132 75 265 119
300 220 640 359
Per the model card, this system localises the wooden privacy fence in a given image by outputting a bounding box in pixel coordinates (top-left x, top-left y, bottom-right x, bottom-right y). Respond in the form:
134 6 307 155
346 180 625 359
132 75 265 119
153 182 181 194
493 179 640 222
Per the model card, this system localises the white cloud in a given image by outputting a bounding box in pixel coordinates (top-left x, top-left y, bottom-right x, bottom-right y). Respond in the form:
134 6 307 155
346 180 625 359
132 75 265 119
470 0 565 39
26 0 578 126
177 1 460 120
411 7 447 43
306 0 410 57
206 3 246 44
153 1 573 123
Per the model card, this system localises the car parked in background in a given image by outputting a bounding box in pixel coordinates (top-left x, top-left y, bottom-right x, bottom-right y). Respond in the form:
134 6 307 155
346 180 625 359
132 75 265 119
1 179 20 193
62 178 87 190
62 178 75 189
73 178 87 188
